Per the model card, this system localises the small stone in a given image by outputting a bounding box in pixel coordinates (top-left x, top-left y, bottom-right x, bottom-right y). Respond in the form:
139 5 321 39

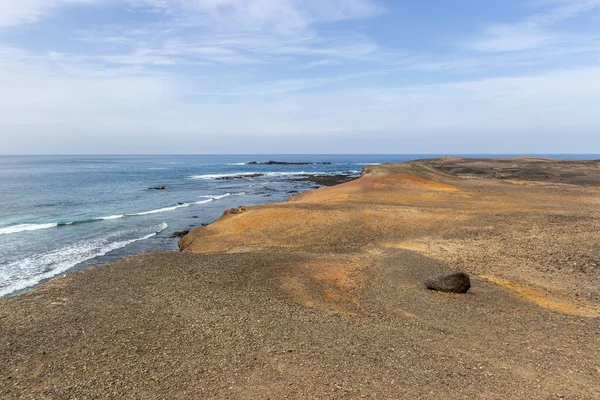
424 272 471 293
224 206 248 215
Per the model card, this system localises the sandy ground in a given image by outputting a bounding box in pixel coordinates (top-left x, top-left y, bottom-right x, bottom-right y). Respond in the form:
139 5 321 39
1 157 600 399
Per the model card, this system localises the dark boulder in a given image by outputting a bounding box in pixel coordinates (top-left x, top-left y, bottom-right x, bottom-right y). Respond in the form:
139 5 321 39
424 272 471 293
216 174 264 180
172 230 190 238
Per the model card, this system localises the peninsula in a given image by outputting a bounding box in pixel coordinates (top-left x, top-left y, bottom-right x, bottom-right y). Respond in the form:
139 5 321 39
2 158 599 399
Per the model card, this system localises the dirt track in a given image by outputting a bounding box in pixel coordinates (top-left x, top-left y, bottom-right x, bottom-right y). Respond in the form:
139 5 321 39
2 158 600 399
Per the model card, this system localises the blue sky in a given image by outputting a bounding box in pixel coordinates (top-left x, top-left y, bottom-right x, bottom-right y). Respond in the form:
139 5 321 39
0 0 599 154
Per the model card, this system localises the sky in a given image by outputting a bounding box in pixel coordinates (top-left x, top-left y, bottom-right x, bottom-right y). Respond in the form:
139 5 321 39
0 0 599 154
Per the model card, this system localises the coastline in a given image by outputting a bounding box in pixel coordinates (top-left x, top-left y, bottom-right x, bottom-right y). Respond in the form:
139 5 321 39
2 158 600 399
0 166 360 299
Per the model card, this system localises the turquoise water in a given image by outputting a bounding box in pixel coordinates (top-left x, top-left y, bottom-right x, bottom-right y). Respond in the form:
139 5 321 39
0 154 597 297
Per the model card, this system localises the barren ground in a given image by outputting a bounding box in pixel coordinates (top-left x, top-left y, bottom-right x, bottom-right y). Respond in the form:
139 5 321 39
1 158 599 399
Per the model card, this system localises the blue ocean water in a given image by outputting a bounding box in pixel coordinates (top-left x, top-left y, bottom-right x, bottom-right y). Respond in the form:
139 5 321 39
0 154 597 297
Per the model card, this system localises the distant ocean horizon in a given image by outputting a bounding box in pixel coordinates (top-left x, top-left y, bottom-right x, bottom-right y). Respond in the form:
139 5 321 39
1 154 598 298
2 153 599 157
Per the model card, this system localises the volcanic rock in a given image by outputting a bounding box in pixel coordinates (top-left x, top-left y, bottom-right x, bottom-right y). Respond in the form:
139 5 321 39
172 230 190 238
216 174 264 180
424 272 471 293
246 161 332 165
224 206 248 215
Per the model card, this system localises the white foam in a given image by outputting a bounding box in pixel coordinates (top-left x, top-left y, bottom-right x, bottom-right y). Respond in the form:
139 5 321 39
265 171 308 176
190 171 363 181
199 193 231 200
190 171 317 180
128 198 218 216
190 172 264 180
0 223 168 297
193 199 215 205
0 197 220 234
130 203 191 216
97 214 125 221
0 223 58 235
198 193 244 200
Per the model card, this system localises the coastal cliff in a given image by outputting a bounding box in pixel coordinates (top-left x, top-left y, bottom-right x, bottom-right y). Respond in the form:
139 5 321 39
2 158 600 399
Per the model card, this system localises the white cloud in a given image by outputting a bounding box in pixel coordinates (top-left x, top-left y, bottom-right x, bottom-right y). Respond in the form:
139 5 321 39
0 45 176 130
2 40 600 154
135 0 383 31
2 0 383 70
1 0 600 153
0 0 101 27
469 0 600 53
0 0 382 30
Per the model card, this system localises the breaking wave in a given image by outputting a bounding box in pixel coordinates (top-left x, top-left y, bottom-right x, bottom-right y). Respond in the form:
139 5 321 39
0 196 229 236
0 223 168 297
0 223 58 235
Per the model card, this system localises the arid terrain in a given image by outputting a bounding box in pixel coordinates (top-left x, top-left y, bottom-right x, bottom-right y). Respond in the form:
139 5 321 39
2 158 600 399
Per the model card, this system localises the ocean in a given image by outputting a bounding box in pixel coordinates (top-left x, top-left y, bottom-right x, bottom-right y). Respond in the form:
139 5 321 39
0 154 596 297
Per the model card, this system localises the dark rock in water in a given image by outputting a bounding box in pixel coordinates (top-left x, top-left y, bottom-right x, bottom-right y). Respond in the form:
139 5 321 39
291 174 357 187
177 202 185 206
247 161 332 165
224 206 248 215
424 272 471 293
148 186 166 190
172 230 190 238
216 173 264 180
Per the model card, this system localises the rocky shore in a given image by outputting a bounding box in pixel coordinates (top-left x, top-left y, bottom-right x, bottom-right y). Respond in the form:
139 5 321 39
2 158 600 399
246 161 333 165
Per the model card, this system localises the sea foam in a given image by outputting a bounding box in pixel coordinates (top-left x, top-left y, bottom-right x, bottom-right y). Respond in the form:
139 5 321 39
0 223 58 235
198 193 245 200
0 223 168 297
0 197 224 236
190 172 263 179
190 171 359 180
190 171 316 179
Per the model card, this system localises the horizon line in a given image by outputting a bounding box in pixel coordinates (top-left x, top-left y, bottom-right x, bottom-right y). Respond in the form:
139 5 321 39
1 153 600 157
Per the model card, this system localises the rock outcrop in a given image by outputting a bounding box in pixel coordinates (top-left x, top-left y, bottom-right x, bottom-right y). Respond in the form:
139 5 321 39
223 206 248 215
424 272 471 293
216 174 264 180
247 161 332 165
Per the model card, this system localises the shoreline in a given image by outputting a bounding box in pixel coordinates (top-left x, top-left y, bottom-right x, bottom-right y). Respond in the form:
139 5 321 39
2 157 600 399
0 171 360 299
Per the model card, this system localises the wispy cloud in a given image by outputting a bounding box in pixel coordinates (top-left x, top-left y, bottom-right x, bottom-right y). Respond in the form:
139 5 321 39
1 0 600 153
469 0 600 52
0 0 383 30
132 0 384 32
0 0 101 27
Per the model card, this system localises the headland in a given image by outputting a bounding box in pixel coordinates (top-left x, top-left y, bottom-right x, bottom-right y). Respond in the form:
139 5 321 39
2 158 599 399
